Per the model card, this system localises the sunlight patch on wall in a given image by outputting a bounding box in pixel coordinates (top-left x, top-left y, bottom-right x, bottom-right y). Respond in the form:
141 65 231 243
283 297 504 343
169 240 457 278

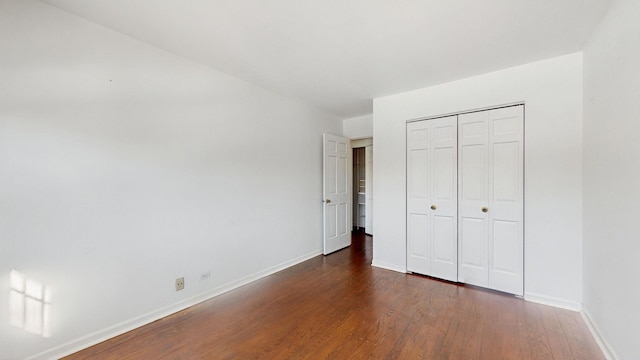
9 270 52 338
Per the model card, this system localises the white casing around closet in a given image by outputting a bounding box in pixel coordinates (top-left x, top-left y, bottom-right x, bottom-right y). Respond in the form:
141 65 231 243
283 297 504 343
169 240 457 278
407 105 524 296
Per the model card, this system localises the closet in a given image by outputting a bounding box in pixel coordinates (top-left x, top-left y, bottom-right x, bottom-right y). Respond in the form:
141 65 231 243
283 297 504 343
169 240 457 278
352 139 373 234
406 105 524 296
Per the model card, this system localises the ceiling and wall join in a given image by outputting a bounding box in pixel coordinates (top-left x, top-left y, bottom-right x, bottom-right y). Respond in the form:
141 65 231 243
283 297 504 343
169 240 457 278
41 0 612 118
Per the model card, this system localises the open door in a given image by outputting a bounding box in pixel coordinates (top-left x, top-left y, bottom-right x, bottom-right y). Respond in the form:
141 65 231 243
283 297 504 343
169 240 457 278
323 133 352 255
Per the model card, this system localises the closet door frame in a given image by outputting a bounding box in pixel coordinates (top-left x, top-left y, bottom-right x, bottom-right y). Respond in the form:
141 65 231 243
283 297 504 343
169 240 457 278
406 103 524 296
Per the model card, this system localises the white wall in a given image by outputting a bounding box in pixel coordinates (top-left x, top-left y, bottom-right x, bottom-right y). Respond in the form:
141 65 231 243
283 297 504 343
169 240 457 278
351 138 373 148
0 1 341 358
583 0 640 359
343 114 373 139
373 53 584 309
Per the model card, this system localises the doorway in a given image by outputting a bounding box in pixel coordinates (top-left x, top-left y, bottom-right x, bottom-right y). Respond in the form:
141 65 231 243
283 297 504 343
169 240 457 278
351 138 373 236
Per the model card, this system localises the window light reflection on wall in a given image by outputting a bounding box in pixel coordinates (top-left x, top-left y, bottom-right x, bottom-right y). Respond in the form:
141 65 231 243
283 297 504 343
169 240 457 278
9 270 52 338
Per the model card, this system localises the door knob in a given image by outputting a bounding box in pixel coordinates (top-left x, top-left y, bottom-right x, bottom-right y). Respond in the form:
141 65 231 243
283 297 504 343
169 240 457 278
481 206 488 213
325 199 331 203
430 205 437 210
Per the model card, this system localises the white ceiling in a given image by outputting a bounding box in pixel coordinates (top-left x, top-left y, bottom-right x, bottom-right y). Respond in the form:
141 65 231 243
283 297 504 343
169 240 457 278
40 0 612 118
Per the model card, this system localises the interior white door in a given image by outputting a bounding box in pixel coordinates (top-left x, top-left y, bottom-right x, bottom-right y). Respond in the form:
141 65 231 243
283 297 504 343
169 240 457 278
323 133 352 255
458 106 523 295
406 116 458 281
365 145 373 234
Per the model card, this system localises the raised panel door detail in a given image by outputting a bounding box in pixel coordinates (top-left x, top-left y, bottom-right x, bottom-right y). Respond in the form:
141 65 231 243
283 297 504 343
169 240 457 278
338 142 347 155
408 149 429 200
408 128 429 145
407 213 429 274
337 156 347 194
433 147 454 201
461 121 485 139
328 139 337 153
433 124 454 142
433 216 455 263
493 142 518 202
461 145 486 201
493 117 519 135
327 156 337 195
432 215 457 282
328 204 337 238
491 220 519 273
459 216 488 286
460 217 486 267
338 203 348 236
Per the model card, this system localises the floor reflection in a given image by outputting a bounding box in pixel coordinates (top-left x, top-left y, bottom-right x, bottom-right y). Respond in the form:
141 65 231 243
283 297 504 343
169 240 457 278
9 270 52 338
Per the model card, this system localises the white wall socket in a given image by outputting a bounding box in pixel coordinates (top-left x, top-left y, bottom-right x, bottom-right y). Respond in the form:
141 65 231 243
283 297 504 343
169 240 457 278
175 277 184 291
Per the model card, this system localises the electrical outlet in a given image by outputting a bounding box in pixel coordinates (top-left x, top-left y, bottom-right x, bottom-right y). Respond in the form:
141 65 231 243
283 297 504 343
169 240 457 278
175 277 184 291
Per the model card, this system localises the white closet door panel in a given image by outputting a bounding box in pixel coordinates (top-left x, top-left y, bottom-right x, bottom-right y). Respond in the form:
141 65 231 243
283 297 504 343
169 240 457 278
458 106 523 296
433 147 455 203
407 149 429 205
491 220 519 271
460 119 487 143
328 204 337 238
489 219 522 294
429 118 458 281
493 142 519 202
406 116 457 280
460 144 487 201
431 144 457 280
327 156 337 194
408 124 430 148
405 106 523 295
407 213 429 274
407 121 431 273
431 214 457 281
458 111 490 287
459 216 488 286
487 106 524 295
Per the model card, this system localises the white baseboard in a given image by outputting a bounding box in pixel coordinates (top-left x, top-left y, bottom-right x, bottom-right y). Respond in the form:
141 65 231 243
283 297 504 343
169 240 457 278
371 260 406 273
524 292 582 311
581 307 618 360
29 249 323 360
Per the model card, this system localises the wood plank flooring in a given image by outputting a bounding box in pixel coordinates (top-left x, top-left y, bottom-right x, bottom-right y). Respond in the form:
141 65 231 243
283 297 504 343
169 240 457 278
64 232 604 359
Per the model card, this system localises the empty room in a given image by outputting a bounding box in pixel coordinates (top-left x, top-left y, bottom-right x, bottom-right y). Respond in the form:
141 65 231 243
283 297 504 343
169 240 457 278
1 0 639 359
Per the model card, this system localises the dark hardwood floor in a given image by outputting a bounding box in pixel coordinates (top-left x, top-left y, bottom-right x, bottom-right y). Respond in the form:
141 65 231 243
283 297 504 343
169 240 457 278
65 232 604 359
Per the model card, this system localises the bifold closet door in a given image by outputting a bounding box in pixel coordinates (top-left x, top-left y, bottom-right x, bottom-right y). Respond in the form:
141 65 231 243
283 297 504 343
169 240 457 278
458 106 524 296
406 116 458 281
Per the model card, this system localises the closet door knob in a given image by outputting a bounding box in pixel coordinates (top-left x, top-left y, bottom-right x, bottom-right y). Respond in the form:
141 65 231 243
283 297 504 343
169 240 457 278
325 199 331 203
430 205 437 210
481 206 488 213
